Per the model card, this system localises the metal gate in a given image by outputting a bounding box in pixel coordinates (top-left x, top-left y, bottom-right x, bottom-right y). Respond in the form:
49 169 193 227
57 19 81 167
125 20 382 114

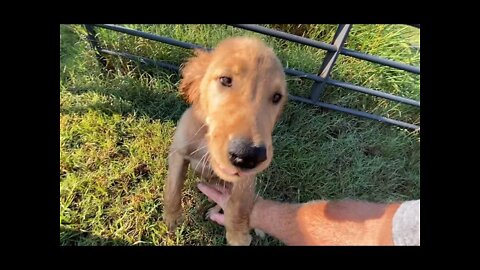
84 24 420 130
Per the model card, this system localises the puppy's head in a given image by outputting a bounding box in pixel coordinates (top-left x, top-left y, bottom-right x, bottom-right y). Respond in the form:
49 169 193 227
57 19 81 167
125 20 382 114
180 37 287 182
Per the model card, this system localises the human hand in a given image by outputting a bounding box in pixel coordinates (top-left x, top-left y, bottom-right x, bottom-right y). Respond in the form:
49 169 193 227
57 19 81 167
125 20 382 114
197 183 231 225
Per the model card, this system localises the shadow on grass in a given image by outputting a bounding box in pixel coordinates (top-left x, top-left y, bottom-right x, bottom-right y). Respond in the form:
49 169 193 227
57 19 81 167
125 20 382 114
61 68 188 124
60 227 135 246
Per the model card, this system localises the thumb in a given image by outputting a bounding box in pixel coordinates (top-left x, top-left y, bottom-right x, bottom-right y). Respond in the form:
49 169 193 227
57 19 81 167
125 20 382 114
209 212 225 226
198 183 228 208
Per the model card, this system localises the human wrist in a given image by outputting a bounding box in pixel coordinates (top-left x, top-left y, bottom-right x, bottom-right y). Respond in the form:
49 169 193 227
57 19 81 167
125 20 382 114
250 196 269 229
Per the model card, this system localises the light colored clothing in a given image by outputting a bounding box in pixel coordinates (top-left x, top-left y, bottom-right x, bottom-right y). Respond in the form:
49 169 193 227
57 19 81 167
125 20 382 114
392 200 420 246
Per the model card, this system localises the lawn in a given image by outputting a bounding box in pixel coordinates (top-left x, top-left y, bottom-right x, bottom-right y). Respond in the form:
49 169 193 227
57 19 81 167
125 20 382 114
60 24 420 246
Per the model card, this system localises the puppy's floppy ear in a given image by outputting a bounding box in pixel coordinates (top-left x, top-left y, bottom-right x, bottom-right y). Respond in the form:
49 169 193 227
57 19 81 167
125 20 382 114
179 49 212 104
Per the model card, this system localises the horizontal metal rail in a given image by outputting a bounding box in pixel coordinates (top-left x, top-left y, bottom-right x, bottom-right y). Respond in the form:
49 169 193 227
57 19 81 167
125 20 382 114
288 95 419 130
230 24 420 74
340 48 419 74
95 24 206 50
231 24 337 52
286 68 419 106
98 48 180 71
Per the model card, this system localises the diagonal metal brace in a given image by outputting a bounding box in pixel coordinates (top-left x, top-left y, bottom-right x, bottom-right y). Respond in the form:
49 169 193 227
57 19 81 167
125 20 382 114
310 24 352 101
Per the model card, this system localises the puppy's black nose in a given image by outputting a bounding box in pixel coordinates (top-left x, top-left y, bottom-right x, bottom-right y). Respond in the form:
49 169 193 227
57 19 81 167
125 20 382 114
228 139 267 170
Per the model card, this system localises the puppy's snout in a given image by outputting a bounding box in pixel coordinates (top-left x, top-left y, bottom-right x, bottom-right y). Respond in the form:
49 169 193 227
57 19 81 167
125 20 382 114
228 139 267 170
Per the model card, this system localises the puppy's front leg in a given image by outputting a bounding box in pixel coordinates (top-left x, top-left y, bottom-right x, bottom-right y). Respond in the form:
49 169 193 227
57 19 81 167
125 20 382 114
163 150 189 232
225 176 255 246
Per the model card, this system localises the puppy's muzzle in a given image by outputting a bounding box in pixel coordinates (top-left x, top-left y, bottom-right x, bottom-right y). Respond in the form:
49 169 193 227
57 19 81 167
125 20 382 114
228 139 267 170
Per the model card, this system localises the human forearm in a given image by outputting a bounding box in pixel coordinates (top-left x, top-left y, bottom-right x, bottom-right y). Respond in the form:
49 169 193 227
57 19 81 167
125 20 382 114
250 199 401 245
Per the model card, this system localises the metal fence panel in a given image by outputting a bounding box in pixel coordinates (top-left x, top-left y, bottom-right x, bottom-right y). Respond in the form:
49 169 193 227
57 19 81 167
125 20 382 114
84 24 420 130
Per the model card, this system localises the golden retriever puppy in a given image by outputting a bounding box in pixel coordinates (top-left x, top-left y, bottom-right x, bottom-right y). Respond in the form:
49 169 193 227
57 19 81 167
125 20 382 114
163 37 287 245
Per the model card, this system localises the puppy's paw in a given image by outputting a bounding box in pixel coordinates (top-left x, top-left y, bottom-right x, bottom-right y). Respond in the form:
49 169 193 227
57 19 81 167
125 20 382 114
163 210 184 232
205 204 222 220
254 228 266 239
226 231 252 246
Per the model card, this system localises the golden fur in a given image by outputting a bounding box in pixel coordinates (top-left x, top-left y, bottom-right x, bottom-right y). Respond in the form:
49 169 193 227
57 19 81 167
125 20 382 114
163 37 287 245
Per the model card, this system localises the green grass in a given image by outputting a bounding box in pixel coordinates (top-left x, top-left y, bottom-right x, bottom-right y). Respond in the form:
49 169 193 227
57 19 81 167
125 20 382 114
60 24 420 246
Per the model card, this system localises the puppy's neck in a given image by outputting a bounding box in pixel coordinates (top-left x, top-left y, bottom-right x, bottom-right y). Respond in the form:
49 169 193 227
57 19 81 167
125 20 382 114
191 104 207 127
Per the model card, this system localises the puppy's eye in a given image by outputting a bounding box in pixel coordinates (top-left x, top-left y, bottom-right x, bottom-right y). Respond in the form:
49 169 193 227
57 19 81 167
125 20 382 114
219 76 232 87
272 93 282 104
